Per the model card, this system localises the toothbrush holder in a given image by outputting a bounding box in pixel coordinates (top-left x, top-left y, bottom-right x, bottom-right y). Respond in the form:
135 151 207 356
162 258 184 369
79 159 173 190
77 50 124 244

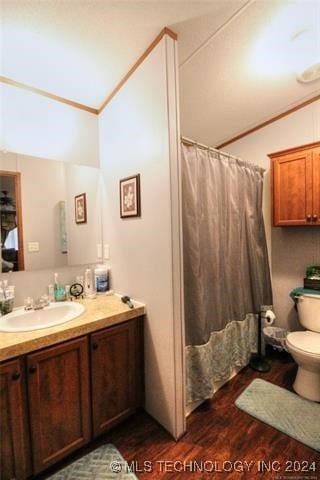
0 298 14 315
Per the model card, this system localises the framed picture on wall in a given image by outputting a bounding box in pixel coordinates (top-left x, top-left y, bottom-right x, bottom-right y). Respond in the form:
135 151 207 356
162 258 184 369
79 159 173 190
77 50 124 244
120 174 141 218
75 193 87 224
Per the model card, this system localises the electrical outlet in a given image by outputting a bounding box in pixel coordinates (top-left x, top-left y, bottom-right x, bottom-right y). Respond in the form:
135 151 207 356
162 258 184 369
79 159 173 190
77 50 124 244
28 242 40 252
103 244 110 260
97 244 102 258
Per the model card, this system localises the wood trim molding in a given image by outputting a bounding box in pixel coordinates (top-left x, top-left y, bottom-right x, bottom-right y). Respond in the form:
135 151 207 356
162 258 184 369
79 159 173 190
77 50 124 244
216 94 320 149
0 27 177 116
0 76 99 115
98 27 177 113
268 140 320 159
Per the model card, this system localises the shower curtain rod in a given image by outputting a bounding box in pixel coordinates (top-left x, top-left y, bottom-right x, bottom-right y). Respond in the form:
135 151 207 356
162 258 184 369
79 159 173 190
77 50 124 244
180 135 242 162
180 136 265 172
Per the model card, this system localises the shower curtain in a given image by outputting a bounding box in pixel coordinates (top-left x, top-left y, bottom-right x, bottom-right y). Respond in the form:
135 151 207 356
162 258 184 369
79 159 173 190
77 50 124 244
182 142 272 405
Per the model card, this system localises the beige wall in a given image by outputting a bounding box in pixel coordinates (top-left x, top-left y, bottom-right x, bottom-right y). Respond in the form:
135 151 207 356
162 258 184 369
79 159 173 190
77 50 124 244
226 101 320 330
99 36 185 439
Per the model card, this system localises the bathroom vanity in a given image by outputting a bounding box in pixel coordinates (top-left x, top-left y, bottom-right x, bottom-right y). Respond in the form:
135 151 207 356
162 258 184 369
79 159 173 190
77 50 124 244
0 295 145 480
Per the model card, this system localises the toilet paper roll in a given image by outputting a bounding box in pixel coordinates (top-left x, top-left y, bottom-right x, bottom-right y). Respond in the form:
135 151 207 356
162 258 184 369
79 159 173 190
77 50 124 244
262 309 276 326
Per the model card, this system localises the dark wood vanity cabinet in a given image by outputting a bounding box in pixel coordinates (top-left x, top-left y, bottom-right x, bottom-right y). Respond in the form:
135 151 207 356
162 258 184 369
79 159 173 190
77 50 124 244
91 318 143 437
0 358 31 480
27 336 91 474
0 317 144 480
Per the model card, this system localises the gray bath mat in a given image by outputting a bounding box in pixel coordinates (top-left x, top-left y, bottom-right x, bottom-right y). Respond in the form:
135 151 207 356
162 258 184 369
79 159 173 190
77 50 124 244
235 378 320 451
45 443 138 479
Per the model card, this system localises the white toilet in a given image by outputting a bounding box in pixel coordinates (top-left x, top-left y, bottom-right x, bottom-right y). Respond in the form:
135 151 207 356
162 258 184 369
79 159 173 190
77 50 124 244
286 293 320 402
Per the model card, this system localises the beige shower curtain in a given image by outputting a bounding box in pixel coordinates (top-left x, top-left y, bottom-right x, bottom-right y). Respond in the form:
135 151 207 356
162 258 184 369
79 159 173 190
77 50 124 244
182 143 272 405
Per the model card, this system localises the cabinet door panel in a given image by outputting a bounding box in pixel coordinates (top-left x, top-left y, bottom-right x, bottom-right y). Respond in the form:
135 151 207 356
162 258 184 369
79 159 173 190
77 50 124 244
273 150 313 225
91 320 141 437
0 359 31 480
27 337 90 474
312 147 320 223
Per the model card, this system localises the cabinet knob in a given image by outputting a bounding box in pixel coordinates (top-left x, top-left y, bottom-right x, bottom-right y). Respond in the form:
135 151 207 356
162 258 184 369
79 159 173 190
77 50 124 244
306 214 312 222
11 371 21 381
92 342 99 350
29 365 37 374
312 214 318 223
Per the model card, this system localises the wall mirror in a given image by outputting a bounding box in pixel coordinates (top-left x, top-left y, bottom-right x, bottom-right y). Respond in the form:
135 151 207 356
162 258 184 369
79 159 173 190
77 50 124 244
0 152 103 273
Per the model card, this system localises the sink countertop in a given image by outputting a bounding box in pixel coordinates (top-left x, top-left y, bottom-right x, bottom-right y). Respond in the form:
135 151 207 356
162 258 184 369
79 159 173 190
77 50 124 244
0 294 145 362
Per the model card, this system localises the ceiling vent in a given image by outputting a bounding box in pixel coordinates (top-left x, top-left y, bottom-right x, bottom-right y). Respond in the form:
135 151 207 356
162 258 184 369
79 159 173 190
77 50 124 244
297 62 320 83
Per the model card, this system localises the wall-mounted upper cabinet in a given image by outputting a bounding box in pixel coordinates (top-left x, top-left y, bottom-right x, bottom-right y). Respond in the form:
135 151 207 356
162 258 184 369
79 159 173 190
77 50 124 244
269 142 320 226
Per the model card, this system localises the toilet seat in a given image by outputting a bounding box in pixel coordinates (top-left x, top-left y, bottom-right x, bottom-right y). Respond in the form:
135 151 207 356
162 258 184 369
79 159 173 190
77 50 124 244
287 331 320 355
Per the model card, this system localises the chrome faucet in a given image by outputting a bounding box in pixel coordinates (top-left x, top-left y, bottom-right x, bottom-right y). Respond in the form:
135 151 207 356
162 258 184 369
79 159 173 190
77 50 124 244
33 295 50 310
25 294 50 311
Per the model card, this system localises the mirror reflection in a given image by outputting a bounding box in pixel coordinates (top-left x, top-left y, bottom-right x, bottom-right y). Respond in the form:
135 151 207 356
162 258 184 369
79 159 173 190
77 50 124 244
1 171 24 272
0 152 103 273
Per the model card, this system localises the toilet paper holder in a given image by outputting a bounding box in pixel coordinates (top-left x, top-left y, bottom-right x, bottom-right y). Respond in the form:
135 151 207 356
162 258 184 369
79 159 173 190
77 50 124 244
249 309 274 373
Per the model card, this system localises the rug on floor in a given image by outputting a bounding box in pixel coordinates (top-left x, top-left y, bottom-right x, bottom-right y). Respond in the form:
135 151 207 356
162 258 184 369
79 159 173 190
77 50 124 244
45 443 138 480
235 378 320 451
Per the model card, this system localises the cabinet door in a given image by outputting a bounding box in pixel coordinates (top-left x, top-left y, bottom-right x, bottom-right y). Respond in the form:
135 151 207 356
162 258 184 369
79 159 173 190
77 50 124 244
90 318 143 437
312 147 320 224
272 149 313 226
0 359 31 480
27 337 91 474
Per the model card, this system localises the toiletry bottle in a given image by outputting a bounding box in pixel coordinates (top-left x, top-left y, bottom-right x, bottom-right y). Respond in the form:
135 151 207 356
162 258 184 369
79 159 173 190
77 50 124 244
48 284 55 302
65 284 70 301
94 264 109 294
84 269 95 299
54 273 66 301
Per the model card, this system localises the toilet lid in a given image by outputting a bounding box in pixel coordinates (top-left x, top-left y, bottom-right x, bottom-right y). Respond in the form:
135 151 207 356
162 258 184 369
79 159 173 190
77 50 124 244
287 331 320 355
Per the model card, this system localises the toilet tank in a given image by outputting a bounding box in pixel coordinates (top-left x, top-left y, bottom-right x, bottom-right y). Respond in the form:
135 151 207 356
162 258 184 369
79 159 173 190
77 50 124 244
297 294 320 332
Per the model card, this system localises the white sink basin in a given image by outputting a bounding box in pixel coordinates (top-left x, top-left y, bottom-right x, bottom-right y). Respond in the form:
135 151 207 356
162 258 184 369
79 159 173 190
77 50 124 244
0 301 85 332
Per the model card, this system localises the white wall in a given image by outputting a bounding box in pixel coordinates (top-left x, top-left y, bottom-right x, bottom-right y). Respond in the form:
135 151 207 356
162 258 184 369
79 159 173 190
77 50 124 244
226 101 320 330
1 83 99 166
65 164 103 266
99 36 185 439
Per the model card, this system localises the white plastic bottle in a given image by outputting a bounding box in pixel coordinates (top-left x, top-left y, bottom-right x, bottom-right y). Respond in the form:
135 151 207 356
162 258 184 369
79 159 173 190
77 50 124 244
94 264 109 294
84 268 96 299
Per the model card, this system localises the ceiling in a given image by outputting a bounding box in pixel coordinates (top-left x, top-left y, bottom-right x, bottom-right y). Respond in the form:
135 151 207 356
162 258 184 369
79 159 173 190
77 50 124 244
1 0 320 147
1 0 216 106
174 0 320 147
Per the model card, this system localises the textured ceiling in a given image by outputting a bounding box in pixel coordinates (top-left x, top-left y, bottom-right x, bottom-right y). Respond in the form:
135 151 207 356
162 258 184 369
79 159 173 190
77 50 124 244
1 0 218 107
1 0 319 147
174 0 320 146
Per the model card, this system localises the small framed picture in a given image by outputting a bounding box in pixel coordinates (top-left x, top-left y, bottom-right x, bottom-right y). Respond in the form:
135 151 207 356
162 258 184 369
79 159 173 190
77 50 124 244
75 193 87 224
120 174 141 218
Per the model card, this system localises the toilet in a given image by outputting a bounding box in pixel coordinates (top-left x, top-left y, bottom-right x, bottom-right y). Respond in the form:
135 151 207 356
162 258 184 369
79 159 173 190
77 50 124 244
286 293 320 402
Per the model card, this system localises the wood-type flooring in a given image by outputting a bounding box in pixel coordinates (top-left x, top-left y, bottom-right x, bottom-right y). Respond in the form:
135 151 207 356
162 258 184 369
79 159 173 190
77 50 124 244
40 349 319 480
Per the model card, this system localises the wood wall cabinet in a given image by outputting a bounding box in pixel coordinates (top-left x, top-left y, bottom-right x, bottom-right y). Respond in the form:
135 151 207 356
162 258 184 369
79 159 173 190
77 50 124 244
269 141 320 226
0 317 143 480
0 358 31 480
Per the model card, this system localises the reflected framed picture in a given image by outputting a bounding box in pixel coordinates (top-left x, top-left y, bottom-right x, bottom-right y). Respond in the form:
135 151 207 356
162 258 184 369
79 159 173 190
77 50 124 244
75 193 87 224
120 174 141 218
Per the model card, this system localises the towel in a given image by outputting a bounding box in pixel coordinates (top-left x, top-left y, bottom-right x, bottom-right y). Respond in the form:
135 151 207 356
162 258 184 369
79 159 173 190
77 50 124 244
289 287 320 301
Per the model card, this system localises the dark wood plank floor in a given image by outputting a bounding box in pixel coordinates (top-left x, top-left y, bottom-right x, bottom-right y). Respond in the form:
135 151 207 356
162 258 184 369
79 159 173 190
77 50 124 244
41 349 320 480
